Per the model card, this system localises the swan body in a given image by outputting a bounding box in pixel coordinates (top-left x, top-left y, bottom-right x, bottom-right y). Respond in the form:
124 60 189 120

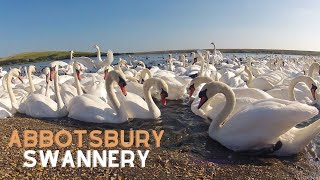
68 70 128 123
118 78 168 119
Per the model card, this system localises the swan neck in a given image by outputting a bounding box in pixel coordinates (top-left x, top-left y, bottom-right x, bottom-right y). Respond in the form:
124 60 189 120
73 67 83 96
143 80 159 117
106 76 120 112
245 67 254 85
7 72 18 108
54 70 64 110
209 84 236 131
308 63 318 77
199 58 204 76
288 76 311 101
45 81 50 97
96 48 102 61
27 67 35 93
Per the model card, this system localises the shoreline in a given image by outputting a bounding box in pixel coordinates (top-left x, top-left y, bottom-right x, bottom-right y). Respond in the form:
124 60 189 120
1 115 319 179
1 48 320 66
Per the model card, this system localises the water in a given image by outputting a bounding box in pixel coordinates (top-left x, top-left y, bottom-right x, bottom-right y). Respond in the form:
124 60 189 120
1 52 309 71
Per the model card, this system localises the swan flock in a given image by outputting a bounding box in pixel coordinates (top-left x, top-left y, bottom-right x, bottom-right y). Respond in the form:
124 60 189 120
1 44 320 157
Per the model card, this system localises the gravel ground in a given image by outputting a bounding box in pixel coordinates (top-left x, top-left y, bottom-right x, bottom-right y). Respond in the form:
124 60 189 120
0 116 319 179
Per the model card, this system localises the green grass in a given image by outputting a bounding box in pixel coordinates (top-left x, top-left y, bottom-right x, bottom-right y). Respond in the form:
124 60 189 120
1 49 319 66
0 51 107 65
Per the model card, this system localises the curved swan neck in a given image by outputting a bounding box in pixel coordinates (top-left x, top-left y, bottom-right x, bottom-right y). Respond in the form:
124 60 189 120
96 46 102 62
288 76 313 101
192 76 213 89
244 66 254 85
141 69 152 80
28 66 35 93
207 82 236 131
105 71 121 112
7 70 18 109
143 79 159 117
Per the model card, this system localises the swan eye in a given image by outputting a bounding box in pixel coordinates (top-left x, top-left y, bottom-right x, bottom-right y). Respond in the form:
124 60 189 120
311 84 317 91
188 84 195 90
118 77 127 87
198 89 207 98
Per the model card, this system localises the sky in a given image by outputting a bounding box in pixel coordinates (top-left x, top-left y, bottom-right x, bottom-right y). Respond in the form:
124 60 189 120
0 0 320 57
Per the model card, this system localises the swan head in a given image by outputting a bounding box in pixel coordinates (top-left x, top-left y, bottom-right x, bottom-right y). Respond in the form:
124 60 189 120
94 44 100 50
9 68 23 83
73 62 82 81
107 70 127 96
188 77 213 97
70 50 74 57
49 66 59 81
41 67 50 83
197 81 231 109
28 65 37 74
151 78 168 105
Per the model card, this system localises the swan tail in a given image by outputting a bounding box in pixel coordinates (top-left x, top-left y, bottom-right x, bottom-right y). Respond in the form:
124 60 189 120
276 119 320 156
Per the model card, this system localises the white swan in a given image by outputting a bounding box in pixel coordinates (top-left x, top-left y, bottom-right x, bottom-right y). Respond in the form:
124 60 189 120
0 68 24 118
21 65 68 118
189 77 272 119
118 78 168 119
198 81 320 156
245 65 287 91
67 70 128 123
266 75 318 104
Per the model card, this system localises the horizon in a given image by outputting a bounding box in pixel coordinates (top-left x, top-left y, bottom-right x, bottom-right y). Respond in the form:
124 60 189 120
1 0 319 57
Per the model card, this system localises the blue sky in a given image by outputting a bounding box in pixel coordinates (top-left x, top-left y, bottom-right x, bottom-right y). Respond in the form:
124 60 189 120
0 0 319 57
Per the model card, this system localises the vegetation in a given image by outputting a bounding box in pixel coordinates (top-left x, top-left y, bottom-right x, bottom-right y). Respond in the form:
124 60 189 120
0 51 107 65
1 49 319 65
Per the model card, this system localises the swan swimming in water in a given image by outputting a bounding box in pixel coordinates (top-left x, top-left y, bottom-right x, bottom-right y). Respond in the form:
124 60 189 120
197 81 320 156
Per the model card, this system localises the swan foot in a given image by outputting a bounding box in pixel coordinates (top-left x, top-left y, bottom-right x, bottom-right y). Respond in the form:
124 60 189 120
237 141 282 156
